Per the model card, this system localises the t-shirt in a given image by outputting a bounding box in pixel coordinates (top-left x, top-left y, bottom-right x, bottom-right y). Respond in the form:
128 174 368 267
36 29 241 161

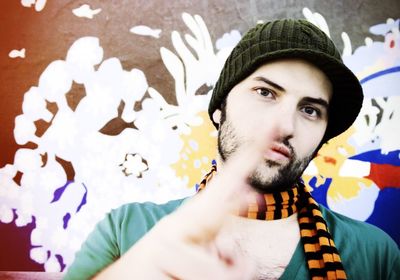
64 198 400 280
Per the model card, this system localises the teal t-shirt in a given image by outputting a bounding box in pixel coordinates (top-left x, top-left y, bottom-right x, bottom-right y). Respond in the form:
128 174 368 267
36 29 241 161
65 198 400 279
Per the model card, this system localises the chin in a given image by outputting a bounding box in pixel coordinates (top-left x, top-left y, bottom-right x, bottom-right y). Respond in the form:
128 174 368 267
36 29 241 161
249 163 297 193
250 166 278 187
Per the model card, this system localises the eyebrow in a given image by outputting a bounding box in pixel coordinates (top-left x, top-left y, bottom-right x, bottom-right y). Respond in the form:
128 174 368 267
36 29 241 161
254 76 286 92
254 76 329 111
254 76 330 109
302 97 330 110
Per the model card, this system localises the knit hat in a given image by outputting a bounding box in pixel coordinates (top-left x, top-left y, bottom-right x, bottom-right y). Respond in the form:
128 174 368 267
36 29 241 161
209 19 363 142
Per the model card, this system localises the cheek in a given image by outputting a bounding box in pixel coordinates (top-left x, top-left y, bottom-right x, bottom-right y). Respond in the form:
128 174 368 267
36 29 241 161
226 98 259 133
228 106 263 137
295 124 326 157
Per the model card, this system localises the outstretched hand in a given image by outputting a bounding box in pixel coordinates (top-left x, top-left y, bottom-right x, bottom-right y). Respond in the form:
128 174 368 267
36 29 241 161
95 127 278 280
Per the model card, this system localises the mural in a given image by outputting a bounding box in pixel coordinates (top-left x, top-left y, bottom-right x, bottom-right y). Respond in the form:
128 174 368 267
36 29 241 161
303 14 400 233
0 1 399 273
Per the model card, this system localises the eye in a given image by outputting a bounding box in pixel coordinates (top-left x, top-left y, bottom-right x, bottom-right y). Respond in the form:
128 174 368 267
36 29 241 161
301 106 321 118
255 88 275 98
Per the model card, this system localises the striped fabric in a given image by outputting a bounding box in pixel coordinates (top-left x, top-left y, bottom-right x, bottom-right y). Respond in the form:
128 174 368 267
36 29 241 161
297 186 347 280
197 164 347 280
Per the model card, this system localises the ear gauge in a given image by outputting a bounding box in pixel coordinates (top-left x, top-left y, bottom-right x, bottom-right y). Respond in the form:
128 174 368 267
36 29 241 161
212 110 222 125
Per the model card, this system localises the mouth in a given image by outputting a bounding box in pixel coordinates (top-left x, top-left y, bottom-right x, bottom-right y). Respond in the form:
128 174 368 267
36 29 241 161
264 143 292 163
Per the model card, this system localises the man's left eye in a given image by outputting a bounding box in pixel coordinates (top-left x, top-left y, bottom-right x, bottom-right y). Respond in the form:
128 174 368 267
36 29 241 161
302 106 320 117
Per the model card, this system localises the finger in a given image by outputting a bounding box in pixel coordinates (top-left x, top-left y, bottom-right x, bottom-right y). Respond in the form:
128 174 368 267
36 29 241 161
209 236 256 279
203 122 280 200
156 240 254 280
170 125 280 243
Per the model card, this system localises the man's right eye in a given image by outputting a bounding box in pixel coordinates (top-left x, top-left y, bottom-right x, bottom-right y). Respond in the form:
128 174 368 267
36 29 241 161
255 88 275 98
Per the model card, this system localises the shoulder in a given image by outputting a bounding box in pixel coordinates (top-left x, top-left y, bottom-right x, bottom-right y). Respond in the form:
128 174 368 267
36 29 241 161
106 198 188 249
64 198 188 280
319 205 395 244
320 205 400 279
109 197 187 226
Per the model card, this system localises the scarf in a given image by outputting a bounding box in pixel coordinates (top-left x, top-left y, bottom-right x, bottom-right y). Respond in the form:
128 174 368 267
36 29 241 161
197 164 346 280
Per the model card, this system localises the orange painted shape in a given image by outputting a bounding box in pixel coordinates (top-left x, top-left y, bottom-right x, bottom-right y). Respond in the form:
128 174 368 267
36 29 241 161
323 156 337 165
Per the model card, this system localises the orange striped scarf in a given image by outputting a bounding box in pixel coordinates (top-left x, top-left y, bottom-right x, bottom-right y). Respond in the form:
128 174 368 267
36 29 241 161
197 164 346 280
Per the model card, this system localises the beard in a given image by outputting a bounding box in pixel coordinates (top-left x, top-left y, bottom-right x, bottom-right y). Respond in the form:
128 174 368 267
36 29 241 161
217 106 315 193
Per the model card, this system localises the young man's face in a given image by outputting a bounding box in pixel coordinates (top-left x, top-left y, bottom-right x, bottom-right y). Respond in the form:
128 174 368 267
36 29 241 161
214 58 333 192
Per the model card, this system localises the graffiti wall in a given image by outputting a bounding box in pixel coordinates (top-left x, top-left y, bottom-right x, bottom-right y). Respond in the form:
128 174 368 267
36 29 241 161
0 0 399 272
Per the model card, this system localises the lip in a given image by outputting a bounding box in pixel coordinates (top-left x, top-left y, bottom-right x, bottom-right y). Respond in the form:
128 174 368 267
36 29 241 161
264 143 292 162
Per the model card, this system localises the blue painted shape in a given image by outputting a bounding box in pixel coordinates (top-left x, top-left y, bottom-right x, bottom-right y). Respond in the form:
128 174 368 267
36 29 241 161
55 254 66 272
360 66 400 84
62 213 70 229
308 176 332 208
76 183 88 213
350 149 400 166
51 181 72 203
366 187 400 246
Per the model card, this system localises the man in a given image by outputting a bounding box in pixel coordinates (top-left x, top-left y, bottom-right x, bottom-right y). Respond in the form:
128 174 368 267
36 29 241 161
65 19 399 279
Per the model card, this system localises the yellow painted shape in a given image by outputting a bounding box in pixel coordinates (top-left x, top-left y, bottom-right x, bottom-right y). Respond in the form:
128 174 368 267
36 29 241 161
356 60 391 81
171 111 217 188
304 126 373 200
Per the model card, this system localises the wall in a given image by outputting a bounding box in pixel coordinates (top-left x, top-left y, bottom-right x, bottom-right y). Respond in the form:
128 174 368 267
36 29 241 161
0 0 399 272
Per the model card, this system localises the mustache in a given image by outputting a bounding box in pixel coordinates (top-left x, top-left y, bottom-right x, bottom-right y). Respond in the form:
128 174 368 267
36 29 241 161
273 138 295 159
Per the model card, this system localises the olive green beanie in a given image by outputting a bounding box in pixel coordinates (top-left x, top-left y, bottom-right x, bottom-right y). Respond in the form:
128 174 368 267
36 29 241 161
209 19 363 142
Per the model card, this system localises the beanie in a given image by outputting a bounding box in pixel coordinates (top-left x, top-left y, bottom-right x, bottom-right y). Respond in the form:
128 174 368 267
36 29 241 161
209 19 363 143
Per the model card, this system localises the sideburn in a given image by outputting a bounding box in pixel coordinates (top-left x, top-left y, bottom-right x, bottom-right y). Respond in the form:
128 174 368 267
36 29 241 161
217 99 228 162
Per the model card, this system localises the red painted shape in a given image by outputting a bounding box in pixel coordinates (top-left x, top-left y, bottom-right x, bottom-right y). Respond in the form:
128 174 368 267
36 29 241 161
366 163 400 190
0 215 44 271
390 40 395 48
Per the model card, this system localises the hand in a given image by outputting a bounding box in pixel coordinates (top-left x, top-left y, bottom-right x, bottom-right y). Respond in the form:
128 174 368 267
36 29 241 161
95 127 278 279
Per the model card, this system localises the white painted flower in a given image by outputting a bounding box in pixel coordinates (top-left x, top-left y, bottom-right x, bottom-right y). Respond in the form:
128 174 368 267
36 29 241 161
14 115 38 145
44 255 61 272
0 205 14 224
1 13 240 271
30 247 48 264
158 13 240 136
302 7 331 37
21 0 46 11
65 37 104 84
22 87 53 122
121 154 148 177
216 30 241 51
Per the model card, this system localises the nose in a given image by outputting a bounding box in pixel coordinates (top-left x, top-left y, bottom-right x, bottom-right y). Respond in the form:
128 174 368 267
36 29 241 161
275 106 295 141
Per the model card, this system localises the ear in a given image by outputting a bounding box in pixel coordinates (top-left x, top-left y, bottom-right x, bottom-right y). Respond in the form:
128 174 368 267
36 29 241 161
212 109 221 124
